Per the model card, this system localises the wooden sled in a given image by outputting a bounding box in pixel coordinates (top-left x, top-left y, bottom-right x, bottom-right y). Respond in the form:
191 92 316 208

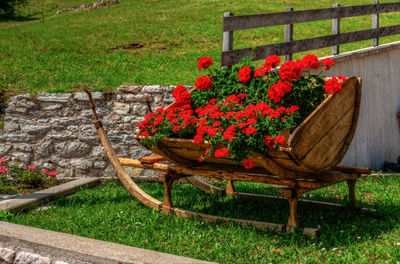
84 77 373 237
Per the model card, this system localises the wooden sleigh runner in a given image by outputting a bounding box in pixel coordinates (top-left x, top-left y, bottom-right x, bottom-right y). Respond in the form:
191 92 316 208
85 77 374 237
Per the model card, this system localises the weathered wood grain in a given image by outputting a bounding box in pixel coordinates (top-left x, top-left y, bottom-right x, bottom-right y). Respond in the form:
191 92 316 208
284 7 294 62
223 2 400 31
221 25 400 66
289 77 360 171
332 3 340 55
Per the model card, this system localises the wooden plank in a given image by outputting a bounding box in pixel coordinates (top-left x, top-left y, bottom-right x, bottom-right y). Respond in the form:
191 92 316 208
300 104 355 170
118 157 297 187
284 7 294 62
335 165 371 174
139 155 165 164
0 178 101 212
290 78 357 159
332 3 340 55
372 0 380 46
223 2 400 31
221 25 400 66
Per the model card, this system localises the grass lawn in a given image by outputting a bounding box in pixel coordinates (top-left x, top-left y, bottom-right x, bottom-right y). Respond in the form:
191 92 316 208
3 176 400 263
1 0 400 96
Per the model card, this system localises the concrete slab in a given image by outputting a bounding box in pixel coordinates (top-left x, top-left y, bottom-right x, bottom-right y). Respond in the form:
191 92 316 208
0 221 215 264
0 178 101 212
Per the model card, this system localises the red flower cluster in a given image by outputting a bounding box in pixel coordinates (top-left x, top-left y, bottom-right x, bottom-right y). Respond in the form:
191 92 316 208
268 81 292 102
254 67 267 78
321 58 335 71
324 77 347 94
138 85 197 137
172 85 191 106
263 135 286 150
243 159 254 169
214 147 229 158
279 60 303 82
197 57 213 70
302 54 320 70
195 76 212 90
238 66 252 83
264 55 281 70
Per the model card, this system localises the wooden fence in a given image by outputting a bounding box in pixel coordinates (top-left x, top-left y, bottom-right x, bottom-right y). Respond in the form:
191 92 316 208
222 1 400 67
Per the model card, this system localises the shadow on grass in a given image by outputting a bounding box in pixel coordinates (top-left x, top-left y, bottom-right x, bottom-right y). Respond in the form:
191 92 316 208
6 179 399 252
0 14 37 22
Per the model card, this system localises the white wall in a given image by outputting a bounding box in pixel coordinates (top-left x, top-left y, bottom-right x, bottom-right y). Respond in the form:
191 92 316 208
321 42 400 169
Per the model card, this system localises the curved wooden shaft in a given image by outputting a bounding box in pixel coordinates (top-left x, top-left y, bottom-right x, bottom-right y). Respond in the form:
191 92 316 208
84 90 162 210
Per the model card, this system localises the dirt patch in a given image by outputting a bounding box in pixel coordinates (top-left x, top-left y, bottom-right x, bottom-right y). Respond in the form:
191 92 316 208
112 42 145 51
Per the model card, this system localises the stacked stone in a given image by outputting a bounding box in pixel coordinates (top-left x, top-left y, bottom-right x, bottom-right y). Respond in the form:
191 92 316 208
0 85 188 180
56 0 119 14
0 246 69 264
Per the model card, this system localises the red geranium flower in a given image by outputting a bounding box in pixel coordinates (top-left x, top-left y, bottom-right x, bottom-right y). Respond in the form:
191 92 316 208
140 131 150 137
197 57 213 70
195 76 212 90
263 135 274 149
214 147 229 158
338 75 348 82
238 66 252 83
209 98 217 105
172 85 191 106
264 55 281 70
268 81 290 102
324 77 342 94
274 135 286 145
243 159 254 169
321 58 335 71
254 67 267 78
242 127 257 135
302 54 320 70
279 61 302 82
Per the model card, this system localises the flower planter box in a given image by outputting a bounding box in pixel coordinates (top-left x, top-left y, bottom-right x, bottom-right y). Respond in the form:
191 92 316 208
139 77 362 179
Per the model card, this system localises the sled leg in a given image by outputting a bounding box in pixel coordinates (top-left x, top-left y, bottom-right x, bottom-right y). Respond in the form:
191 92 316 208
347 178 359 209
287 196 299 230
281 188 307 231
159 171 175 213
226 180 236 195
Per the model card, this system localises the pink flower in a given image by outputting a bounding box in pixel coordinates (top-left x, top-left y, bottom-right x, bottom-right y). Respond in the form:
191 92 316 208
48 171 58 177
0 167 7 173
0 158 6 164
42 168 48 173
28 165 37 170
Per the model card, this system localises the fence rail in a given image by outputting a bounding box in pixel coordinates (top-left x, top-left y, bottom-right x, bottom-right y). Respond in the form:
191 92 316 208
223 2 400 31
222 2 400 67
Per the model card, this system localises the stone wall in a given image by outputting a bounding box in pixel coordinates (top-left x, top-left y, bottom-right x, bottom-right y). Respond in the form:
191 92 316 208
0 85 185 179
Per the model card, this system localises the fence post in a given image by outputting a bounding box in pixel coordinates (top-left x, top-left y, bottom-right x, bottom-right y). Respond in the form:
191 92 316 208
372 0 379 47
284 7 294 62
222 12 234 70
332 3 340 55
